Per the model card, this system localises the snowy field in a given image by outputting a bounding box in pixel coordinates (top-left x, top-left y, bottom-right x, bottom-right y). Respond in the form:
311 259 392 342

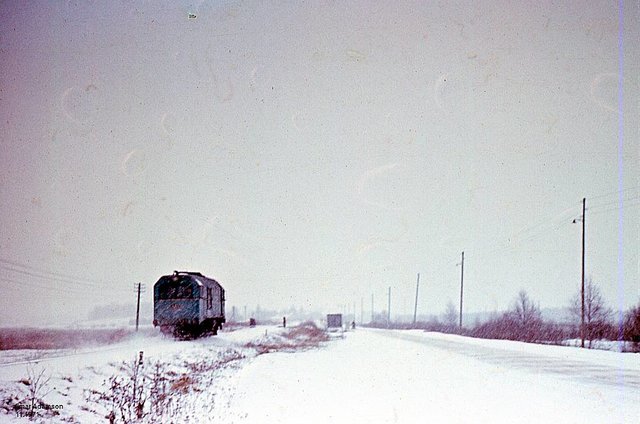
1 326 638 423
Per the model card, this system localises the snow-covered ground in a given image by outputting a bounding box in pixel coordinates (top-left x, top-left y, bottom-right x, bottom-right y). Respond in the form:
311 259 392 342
0 325 281 422
1 327 638 423
221 329 639 424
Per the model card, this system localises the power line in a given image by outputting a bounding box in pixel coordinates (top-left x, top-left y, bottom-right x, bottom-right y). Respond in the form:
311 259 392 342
0 257 114 285
0 263 101 289
483 186 639 260
483 202 580 258
588 200 640 216
0 257 127 291
587 185 639 201
510 203 579 241
0 276 101 296
588 194 640 210
0 264 130 293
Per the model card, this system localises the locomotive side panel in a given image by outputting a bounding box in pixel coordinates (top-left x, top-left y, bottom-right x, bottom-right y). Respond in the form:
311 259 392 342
198 277 225 321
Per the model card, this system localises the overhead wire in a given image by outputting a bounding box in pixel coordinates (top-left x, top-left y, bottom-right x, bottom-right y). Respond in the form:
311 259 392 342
0 276 97 296
587 193 640 211
0 257 118 288
0 264 125 292
588 200 640 217
473 186 639 262
586 185 639 201
480 200 582 259
0 258 131 293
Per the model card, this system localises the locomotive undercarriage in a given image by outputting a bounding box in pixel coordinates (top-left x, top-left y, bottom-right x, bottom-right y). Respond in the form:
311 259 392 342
159 318 223 339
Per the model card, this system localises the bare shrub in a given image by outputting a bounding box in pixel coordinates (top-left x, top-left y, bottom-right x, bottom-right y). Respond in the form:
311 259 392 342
86 349 246 423
623 302 640 352
146 362 172 420
569 278 613 347
86 353 147 423
3 365 61 420
25 365 52 410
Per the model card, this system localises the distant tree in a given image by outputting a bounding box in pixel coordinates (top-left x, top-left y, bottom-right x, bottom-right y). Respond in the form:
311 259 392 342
507 290 543 342
444 301 458 330
623 302 640 352
510 290 542 326
569 278 612 347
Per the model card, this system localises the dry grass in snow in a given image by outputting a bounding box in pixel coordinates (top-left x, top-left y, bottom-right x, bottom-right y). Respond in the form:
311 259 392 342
243 321 329 355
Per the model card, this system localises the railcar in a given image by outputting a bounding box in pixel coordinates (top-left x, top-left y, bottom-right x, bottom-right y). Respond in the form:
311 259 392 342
153 271 226 338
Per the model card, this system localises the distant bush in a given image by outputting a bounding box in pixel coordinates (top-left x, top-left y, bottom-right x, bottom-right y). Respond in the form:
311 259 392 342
469 313 570 344
623 303 640 352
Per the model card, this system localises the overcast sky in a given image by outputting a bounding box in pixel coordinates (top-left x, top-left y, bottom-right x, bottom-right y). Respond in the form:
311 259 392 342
1 1 638 326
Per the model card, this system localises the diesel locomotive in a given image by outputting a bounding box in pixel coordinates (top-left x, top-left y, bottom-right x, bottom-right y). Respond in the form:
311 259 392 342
153 271 226 337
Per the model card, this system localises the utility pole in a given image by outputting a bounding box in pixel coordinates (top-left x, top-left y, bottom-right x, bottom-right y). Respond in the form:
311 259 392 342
387 286 391 327
413 273 420 326
134 283 145 332
459 251 464 329
360 297 364 325
371 293 374 323
580 198 586 348
573 198 586 348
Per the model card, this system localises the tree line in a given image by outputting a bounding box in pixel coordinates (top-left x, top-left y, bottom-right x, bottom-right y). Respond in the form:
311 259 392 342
368 279 640 352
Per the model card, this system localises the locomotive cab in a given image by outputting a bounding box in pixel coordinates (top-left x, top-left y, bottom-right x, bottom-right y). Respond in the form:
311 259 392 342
153 271 225 338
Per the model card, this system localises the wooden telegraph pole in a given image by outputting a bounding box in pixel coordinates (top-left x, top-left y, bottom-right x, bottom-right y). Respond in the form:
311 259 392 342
413 273 420 326
459 251 464 329
387 286 391 327
134 283 145 332
573 198 587 348
371 293 374 323
580 198 586 348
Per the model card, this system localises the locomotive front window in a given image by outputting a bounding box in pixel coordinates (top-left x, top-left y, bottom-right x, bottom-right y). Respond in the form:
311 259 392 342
158 281 194 299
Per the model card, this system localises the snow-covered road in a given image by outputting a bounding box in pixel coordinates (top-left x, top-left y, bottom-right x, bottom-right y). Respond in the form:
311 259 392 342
222 329 639 424
383 330 640 390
